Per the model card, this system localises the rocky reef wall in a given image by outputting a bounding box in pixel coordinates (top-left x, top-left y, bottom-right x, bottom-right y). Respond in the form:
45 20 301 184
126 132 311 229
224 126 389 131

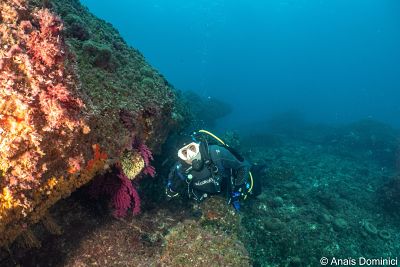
0 0 179 247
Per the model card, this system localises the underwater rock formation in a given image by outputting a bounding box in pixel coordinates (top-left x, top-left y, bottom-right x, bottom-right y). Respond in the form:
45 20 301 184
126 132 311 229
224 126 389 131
158 219 250 266
159 197 250 266
178 90 232 128
0 0 180 246
326 119 400 167
380 174 400 213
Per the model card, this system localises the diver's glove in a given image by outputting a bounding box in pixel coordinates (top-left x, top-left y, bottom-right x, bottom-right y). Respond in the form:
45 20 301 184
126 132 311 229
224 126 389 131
165 180 179 200
230 191 241 211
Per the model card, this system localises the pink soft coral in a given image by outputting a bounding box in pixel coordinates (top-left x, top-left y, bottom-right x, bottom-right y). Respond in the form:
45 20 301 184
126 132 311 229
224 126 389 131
113 172 141 217
136 142 156 177
89 167 141 218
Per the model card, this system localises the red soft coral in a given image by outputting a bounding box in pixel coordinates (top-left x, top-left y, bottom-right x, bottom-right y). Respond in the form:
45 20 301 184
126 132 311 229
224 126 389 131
113 172 141 217
89 167 141 218
136 142 156 177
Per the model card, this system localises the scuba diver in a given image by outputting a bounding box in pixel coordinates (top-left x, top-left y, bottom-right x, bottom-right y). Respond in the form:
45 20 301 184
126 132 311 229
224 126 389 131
165 130 256 211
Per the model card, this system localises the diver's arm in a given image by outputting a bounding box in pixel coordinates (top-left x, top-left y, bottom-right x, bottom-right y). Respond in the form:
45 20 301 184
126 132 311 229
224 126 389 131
234 161 251 186
211 146 251 210
166 162 181 199
211 146 250 185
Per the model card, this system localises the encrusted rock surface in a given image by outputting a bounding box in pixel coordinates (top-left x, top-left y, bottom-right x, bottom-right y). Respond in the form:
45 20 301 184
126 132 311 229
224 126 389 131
0 0 179 247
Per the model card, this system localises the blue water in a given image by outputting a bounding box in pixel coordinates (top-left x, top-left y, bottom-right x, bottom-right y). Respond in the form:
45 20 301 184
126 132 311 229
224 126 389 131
80 0 400 129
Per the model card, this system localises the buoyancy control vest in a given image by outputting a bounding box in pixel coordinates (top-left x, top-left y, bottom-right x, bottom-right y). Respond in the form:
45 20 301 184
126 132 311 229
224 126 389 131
180 142 224 200
166 130 255 204
193 130 254 199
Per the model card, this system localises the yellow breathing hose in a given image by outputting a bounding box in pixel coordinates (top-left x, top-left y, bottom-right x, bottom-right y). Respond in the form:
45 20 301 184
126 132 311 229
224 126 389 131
244 172 254 200
199 129 227 146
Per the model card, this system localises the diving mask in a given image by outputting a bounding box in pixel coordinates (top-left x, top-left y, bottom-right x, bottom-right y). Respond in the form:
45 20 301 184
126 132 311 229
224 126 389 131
178 142 200 163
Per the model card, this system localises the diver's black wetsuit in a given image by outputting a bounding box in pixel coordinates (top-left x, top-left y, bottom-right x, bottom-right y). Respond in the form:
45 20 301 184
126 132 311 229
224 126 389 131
167 144 251 208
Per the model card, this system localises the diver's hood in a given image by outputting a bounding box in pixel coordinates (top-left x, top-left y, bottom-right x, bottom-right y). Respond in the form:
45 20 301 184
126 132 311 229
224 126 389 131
191 141 210 171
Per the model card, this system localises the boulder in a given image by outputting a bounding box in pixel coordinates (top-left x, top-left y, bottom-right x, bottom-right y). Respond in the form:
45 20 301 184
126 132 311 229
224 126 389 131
0 0 180 246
